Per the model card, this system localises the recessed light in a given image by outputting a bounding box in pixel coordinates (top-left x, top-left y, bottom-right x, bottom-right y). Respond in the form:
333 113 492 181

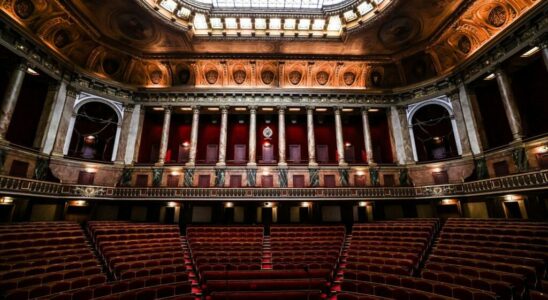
484 73 496 80
261 107 274 111
368 108 380 112
207 107 220 111
26 67 39 76
234 107 247 111
520 46 540 58
342 108 354 112
288 108 301 112
180 107 192 111
152 107 164 111
315 108 327 112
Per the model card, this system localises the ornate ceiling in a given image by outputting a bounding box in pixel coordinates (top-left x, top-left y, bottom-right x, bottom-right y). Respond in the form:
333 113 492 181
0 0 543 90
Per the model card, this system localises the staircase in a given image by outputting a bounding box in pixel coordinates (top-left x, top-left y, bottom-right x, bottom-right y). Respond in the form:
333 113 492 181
262 235 272 270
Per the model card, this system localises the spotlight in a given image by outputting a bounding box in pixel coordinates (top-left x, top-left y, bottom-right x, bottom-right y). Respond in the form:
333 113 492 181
484 73 496 81
26 67 39 76
520 46 540 58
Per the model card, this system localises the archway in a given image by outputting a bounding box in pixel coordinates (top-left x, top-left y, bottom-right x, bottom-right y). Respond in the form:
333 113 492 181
410 104 459 162
67 101 119 161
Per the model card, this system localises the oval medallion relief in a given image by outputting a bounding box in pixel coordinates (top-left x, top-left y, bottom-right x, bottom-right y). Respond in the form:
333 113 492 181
150 70 162 85
261 70 275 85
316 71 329 86
488 6 507 27
457 35 471 54
205 70 219 84
288 71 302 85
343 72 356 86
14 0 35 19
233 70 246 85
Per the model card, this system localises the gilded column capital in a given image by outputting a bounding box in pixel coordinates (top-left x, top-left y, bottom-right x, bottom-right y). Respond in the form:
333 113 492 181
248 105 258 113
277 106 287 112
191 105 200 113
164 106 173 113
124 104 135 113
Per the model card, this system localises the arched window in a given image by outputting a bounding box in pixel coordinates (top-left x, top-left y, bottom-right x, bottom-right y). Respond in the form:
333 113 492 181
410 104 459 162
67 102 119 162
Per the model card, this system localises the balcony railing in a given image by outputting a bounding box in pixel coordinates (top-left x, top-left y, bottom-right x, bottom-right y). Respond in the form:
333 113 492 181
0 170 546 200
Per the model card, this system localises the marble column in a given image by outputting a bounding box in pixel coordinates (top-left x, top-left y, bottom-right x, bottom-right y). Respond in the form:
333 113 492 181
334 108 347 166
247 106 257 167
0 62 27 141
124 104 141 164
33 83 58 149
37 81 69 154
114 104 134 163
457 85 484 155
541 42 548 71
361 108 374 165
306 106 317 167
278 106 287 167
132 108 146 163
157 106 172 165
448 92 469 157
186 106 200 167
52 87 78 157
388 106 414 164
217 106 228 167
111 124 122 162
495 67 523 142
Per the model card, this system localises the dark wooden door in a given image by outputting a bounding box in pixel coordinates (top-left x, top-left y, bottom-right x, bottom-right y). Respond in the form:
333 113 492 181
344 145 355 163
293 175 305 188
262 175 273 188
324 175 336 187
383 174 395 187
167 175 179 187
354 175 366 187
206 144 218 163
262 145 274 163
77 171 95 185
230 175 242 188
135 175 148 187
316 145 329 163
234 144 246 163
178 145 189 163
198 175 210 188
289 145 301 163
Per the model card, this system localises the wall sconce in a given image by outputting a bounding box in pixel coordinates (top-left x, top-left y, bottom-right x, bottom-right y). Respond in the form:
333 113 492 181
358 201 370 207
301 202 310 208
167 201 178 207
0 197 13 205
225 202 234 208
345 142 352 147
182 141 190 147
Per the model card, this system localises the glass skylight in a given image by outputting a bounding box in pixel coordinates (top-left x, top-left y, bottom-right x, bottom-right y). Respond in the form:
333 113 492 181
206 0 346 8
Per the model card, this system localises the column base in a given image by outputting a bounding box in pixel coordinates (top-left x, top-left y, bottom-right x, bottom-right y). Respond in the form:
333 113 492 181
278 162 288 168
154 161 165 167
50 152 64 158
338 161 348 167
216 162 226 167
308 161 318 168
114 160 125 166
246 162 257 168
185 162 196 167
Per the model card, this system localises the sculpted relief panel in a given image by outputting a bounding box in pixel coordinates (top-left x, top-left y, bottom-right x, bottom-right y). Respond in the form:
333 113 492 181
428 0 539 73
0 0 542 90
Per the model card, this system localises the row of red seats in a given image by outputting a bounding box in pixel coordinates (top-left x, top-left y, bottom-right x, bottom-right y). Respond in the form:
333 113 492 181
0 222 104 300
442 226 548 237
0 259 99 281
0 252 95 272
42 277 192 300
202 278 328 294
422 269 517 300
0 230 84 241
0 267 102 291
344 270 497 300
200 269 331 283
0 236 86 250
341 279 454 300
207 290 322 300
432 248 545 276
195 257 262 265
440 232 548 245
4 274 106 300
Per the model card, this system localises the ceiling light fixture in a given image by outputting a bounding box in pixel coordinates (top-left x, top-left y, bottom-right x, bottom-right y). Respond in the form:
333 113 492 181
484 73 496 80
26 67 39 76
520 46 540 58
